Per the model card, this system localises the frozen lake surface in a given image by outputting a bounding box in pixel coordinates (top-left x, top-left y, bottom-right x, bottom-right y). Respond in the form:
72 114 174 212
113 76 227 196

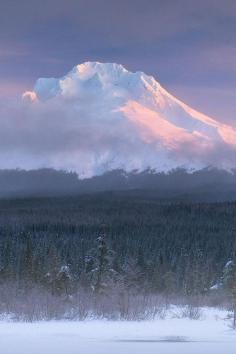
1 309 236 354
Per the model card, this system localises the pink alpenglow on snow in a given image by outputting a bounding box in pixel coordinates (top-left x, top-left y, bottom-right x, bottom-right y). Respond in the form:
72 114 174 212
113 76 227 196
0 62 235 176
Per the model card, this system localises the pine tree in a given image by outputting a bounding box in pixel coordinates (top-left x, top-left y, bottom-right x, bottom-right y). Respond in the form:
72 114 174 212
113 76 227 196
86 227 116 295
56 265 73 296
45 246 61 295
222 260 236 329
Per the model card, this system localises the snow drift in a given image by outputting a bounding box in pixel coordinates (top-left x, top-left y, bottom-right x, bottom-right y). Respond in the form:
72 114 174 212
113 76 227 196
1 62 236 176
0 309 236 354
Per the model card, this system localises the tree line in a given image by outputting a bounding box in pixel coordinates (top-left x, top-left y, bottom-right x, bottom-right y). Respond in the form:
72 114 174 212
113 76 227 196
0 194 236 320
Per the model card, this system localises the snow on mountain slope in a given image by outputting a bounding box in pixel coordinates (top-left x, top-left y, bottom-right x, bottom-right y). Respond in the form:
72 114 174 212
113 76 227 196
20 61 236 175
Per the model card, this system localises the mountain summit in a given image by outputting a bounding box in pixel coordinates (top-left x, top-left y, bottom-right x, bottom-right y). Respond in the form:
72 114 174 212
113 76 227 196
22 62 236 175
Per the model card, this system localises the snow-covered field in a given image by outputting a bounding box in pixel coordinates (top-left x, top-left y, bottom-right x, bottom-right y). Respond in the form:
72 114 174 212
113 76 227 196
0 308 235 354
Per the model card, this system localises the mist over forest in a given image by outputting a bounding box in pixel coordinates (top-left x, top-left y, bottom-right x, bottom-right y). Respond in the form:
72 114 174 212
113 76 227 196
1 167 236 202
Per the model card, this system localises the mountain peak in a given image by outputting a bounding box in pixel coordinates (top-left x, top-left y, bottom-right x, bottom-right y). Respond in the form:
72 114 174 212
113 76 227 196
74 61 129 76
32 61 160 101
21 61 236 175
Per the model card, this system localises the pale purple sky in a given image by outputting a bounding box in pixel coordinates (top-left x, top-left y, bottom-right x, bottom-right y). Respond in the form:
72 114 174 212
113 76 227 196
0 0 235 125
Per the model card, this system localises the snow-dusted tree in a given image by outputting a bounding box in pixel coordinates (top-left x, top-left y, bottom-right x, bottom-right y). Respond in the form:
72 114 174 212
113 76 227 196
45 246 73 297
222 260 236 329
45 246 61 295
86 228 116 295
56 265 73 296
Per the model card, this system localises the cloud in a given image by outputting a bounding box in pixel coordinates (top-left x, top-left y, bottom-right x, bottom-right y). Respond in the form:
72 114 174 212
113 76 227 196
0 96 167 177
0 47 28 60
22 91 38 102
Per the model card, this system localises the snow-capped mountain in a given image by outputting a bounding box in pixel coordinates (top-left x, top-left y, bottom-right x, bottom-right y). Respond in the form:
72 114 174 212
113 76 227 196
21 62 236 176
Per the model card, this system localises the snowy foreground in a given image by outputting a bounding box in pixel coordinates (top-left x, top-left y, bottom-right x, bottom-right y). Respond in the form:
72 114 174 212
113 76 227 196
0 308 236 354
